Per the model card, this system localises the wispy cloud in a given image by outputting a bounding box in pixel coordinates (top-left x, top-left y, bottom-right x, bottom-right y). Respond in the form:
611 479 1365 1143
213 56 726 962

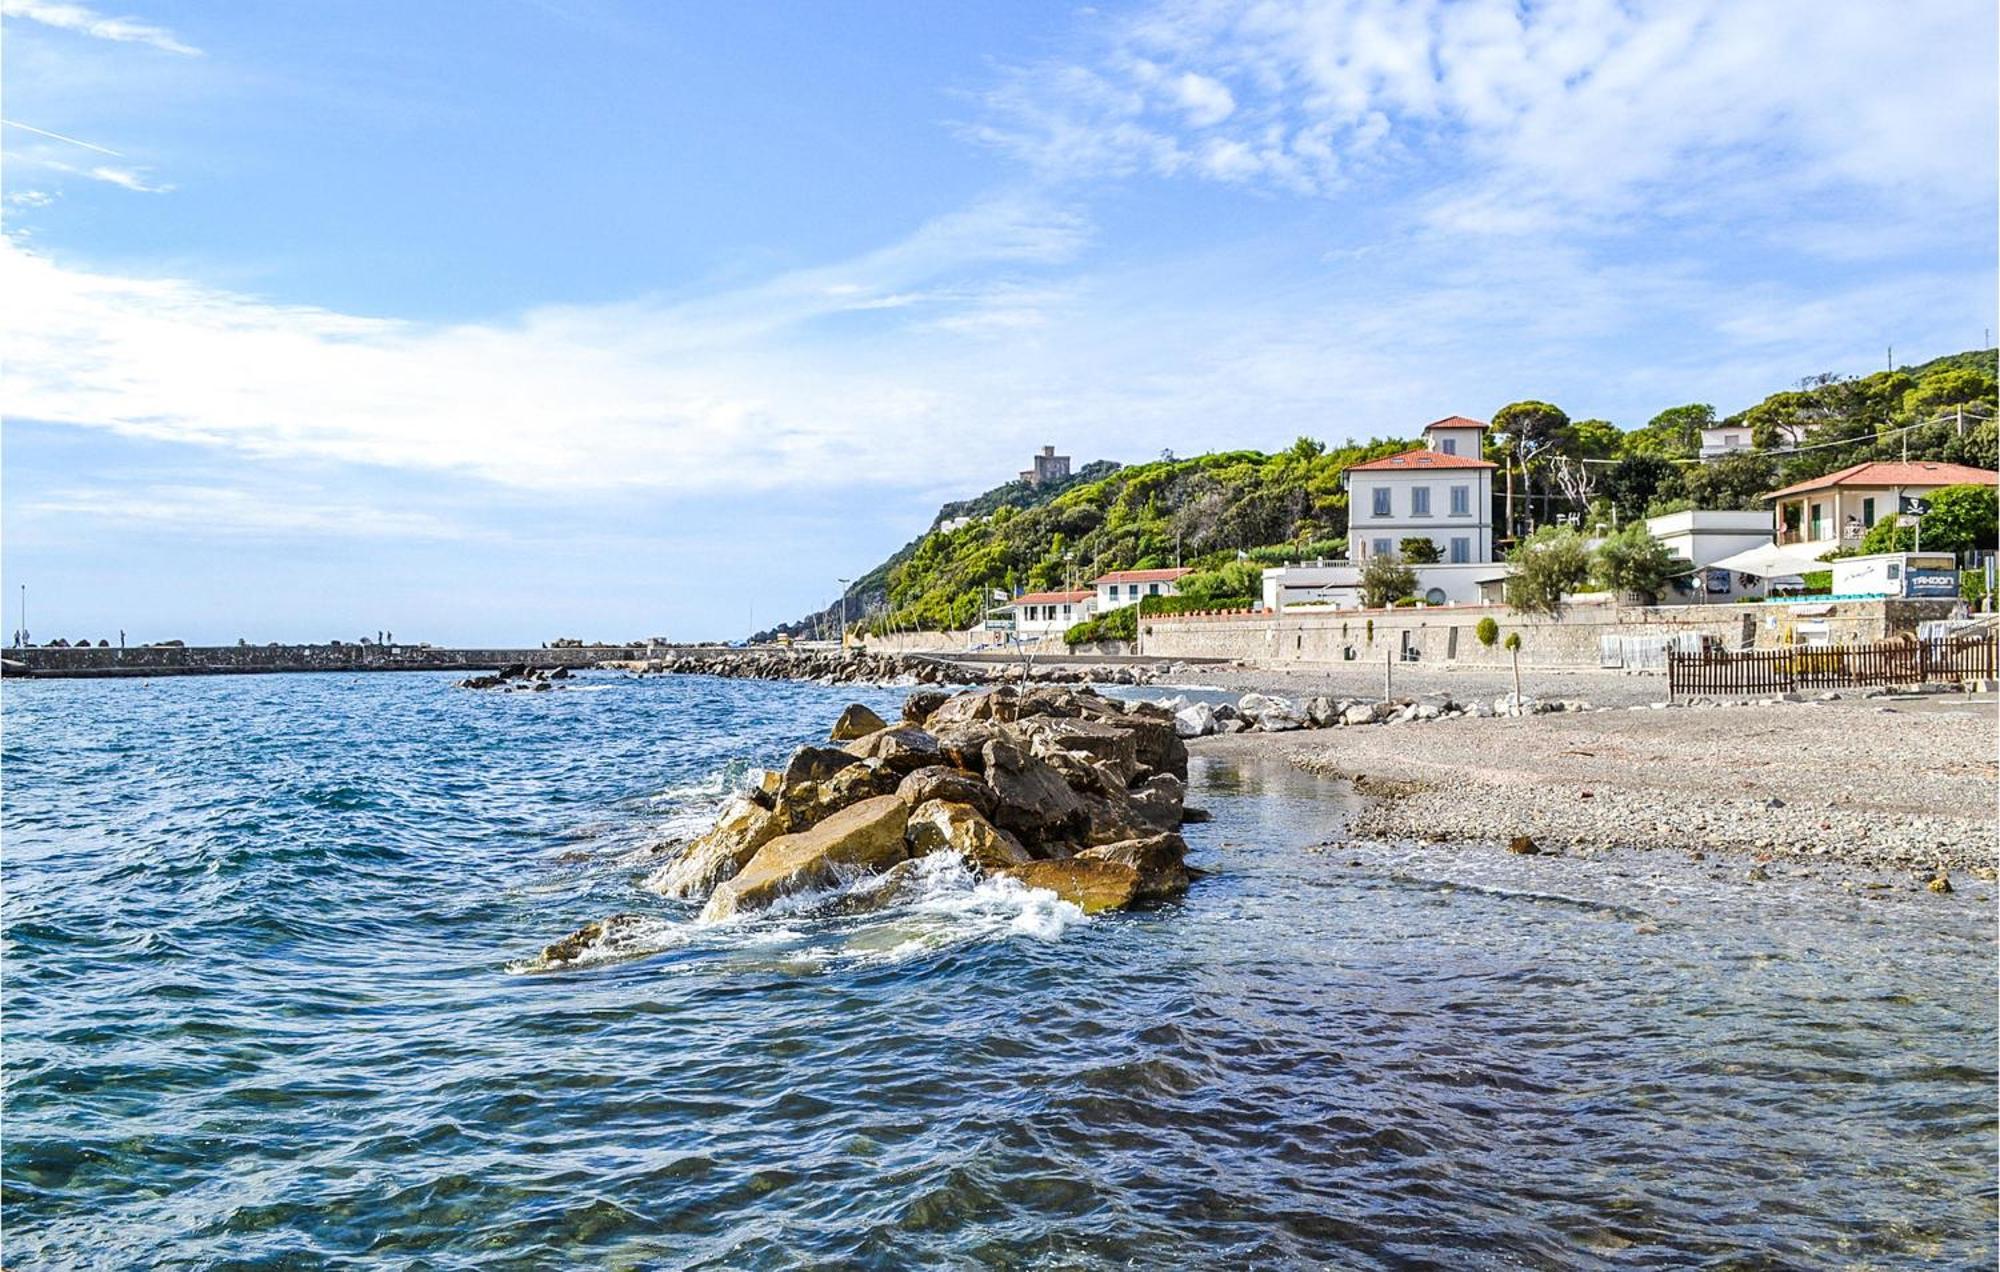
16 483 480 541
971 0 1997 242
0 0 200 56
79 164 170 192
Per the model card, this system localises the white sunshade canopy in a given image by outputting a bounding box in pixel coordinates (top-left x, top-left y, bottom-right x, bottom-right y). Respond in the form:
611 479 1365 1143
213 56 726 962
1699 542 1836 577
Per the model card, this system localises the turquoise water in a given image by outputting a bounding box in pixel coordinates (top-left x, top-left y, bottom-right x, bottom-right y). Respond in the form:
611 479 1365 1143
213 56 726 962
3 671 1994 1269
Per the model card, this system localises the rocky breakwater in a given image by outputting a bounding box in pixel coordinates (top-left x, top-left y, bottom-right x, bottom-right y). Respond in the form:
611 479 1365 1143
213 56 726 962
628 685 1197 935
1161 690 1590 739
630 648 1160 687
458 664 574 691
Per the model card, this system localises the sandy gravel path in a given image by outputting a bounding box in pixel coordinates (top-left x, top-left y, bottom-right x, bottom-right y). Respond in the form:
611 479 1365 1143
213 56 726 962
1193 697 1999 874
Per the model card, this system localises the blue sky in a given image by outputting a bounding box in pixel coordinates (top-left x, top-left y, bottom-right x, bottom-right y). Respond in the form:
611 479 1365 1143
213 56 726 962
4 0 1995 645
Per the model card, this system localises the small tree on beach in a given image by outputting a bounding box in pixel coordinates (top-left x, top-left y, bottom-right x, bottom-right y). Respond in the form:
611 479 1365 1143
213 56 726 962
1592 523 1681 606
1475 616 1500 647
1359 553 1417 609
1504 526 1592 616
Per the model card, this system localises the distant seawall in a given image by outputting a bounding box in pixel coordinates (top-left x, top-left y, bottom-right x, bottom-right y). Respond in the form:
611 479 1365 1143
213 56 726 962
0 644 706 679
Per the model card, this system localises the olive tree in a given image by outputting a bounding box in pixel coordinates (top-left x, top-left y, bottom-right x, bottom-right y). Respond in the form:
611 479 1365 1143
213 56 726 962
1592 523 1682 605
1504 526 1592 616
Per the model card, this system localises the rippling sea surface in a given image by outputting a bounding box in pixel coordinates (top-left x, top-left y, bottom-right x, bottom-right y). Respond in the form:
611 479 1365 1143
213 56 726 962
4 671 1995 1269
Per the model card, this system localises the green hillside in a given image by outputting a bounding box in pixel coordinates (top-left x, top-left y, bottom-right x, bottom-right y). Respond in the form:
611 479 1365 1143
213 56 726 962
784 347 1996 639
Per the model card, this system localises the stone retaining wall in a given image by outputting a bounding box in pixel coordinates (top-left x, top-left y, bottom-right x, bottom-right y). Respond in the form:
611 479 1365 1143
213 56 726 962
1139 599 1956 670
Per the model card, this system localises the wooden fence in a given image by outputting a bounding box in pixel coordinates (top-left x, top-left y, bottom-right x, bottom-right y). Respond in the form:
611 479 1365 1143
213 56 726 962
1668 632 1997 697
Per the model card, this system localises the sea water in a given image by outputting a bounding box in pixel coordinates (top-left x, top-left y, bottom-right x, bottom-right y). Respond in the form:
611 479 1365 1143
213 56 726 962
4 671 1994 1268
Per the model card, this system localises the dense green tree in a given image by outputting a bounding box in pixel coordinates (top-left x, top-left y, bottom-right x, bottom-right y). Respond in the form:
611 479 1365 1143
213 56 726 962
1592 523 1682 605
1358 554 1417 609
1398 537 1442 564
1623 404 1713 459
1680 451 1778 511
1601 455 1683 523
1504 526 1592 616
1563 418 1623 460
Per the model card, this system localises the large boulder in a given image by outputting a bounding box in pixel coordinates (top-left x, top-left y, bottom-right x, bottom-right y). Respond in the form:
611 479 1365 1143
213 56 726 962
896 765 997 816
1173 702 1217 739
701 795 911 921
934 722 1004 771
782 744 861 787
926 687 1020 729
644 795 786 898
1125 772 1186 833
902 689 949 725
905 799 1032 870
1021 717 1139 787
843 725 943 775
1000 859 1141 914
1304 696 1339 728
829 703 888 741
777 760 897 829
1117 704 1188 780
981 737 1086 847
1077 832 1189 902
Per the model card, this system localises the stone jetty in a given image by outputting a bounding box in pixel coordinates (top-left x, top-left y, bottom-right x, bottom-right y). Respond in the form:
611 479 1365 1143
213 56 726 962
537 685 1198 963
613 648 1161 687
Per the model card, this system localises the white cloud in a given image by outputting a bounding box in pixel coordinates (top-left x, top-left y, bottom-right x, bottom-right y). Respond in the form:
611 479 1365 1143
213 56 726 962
5 189 55 207
17 484 478 540
0 0 199 55
81 164 170 192
974 0 1997 239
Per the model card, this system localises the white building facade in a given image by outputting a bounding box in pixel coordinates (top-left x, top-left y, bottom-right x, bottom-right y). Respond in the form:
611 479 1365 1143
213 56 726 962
1091 568 1192 613
1643 509 1776 601
1342 417 1497 565
1005 590 1094 637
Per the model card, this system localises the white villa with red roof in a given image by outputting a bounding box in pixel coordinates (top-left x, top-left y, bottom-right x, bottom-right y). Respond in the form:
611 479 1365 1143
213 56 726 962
1765 460 1999 550
1091 567 1192 613
1342 417 1497 565
1004 589 1094 638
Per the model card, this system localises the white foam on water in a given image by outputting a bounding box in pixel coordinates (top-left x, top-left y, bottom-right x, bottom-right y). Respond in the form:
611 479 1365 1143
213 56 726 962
505 913 698 974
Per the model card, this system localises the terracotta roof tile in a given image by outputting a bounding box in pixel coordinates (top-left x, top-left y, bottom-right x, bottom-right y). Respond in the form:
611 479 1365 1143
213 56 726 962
1008 590 1093 606
1763 461 1998 500
1346 448 1497 472
1090 568 1193 585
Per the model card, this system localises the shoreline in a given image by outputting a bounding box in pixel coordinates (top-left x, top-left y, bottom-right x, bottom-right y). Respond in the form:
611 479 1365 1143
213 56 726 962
1192 695 1999 877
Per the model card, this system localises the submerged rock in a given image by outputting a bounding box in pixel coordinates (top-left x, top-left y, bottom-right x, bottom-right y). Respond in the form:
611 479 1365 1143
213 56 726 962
535 913 650 968
701 795 912 921
1000 859 1142 914
1076 832 1190 903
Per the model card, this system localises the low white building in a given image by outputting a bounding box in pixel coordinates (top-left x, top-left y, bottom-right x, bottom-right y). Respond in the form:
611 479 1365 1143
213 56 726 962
1261 562 1511 611
1342 417 1497 564
1644 508 1776 601
1005 589 1093 637
1091 568 1191 612
1832 553 1960 599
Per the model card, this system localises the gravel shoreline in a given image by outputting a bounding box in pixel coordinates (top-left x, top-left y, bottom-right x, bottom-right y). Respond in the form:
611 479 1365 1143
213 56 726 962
1192 696 1999 876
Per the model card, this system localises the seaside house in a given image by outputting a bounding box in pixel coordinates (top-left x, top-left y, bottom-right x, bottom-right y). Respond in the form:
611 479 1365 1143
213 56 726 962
1765 461 1998 550
1004 590 1094 638
1341 417 1498 565
1091 568 1192 613
1643 509 1777 600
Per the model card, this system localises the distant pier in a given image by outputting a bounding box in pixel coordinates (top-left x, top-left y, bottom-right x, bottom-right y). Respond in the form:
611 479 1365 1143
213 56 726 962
0 643 701 679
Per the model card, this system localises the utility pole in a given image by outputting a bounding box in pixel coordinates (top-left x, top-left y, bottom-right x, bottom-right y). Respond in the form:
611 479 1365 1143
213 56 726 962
837 578 850 650
1886 345 1893 374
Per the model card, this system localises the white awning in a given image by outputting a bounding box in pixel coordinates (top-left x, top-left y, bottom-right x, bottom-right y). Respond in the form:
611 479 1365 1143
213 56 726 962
1700 543 1836 577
